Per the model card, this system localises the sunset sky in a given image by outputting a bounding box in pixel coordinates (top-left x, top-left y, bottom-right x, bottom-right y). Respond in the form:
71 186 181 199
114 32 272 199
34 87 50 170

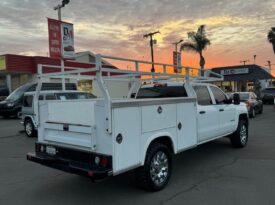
0 0 275 75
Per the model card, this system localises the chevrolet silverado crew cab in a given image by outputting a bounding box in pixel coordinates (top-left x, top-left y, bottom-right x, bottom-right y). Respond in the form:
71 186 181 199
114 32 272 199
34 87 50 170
27 55 249 191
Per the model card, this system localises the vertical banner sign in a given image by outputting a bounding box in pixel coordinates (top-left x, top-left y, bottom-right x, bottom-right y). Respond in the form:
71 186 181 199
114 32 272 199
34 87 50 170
48 18 62 59
173 52 181 73
61 22 75 59
48 18 75 59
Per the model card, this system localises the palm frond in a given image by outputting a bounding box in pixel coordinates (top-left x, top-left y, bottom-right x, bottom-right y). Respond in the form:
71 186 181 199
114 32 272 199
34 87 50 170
180 42 198 52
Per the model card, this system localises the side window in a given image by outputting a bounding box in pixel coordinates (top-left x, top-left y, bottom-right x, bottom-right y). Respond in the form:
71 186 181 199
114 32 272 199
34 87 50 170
39 95 44 100
210 86 227 104
45 95 55 100
193 86 213 105
136 86 188 98
23 95 33 107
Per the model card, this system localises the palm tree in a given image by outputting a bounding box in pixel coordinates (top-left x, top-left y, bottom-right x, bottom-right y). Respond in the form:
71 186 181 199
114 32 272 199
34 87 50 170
267 27 275 54
180 25 210 69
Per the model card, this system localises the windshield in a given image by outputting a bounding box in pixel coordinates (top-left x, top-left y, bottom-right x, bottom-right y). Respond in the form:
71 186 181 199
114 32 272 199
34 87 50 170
239 93 249 100
6 84 31 101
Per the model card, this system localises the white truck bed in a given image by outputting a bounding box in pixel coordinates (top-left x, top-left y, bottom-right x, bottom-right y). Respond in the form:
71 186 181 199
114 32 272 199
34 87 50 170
37 97 197 174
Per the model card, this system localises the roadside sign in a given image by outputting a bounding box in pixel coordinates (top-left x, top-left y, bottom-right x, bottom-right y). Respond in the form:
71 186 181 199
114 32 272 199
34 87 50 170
61 22 75 59
48 18 75 59
173 51 181 73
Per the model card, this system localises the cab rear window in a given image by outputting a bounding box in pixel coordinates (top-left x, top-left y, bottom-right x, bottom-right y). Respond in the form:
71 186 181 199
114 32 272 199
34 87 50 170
136 86 188 98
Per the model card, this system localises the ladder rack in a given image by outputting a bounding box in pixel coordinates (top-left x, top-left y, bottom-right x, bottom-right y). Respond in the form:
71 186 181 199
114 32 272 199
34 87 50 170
34 54 224 134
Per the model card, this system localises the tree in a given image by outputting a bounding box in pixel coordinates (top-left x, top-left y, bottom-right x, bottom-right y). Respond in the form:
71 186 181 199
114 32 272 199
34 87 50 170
180 25 211 69
267 27 275 54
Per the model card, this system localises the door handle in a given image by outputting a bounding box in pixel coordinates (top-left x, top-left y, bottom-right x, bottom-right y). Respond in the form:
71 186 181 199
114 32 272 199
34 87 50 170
199 111 206 114
219 109 224 112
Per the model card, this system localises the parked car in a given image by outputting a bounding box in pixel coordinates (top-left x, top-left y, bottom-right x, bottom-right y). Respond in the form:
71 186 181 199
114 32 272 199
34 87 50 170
236 92 263 118
261 87 275 104
0 82 77 118
22 90 96 137
0 84 9 101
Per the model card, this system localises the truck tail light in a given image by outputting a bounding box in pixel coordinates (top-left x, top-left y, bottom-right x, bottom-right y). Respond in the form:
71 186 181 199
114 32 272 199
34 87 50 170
35 144 41 153
100 157 109 167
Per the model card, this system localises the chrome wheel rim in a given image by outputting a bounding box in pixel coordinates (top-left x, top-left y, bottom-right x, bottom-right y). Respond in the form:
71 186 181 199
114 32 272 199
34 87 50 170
240 125 247 145
150 151 169 186
25 122 33 136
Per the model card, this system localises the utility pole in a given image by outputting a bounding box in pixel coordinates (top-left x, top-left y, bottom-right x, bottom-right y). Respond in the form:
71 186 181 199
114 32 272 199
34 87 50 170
253 55 257 64
240 60 250 66
54 0 70 90
143 31 160 72
265 60 275 86
172 39 183 52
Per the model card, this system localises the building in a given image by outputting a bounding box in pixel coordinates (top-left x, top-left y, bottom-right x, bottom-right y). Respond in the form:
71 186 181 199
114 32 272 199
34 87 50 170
0 52 133 98
211 64 274 93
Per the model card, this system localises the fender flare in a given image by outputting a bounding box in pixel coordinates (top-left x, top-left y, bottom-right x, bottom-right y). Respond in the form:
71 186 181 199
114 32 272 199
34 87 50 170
141 132 176 165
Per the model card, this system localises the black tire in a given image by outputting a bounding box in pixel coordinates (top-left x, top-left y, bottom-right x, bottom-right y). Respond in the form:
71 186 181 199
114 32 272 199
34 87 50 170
135 143 172 191
249 108 255 118
230 120 248 148
24 119 37 137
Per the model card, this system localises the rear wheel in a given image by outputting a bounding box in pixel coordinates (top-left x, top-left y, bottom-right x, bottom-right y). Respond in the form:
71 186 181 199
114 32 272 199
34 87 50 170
249 108 255 118
230 120 248 148
135 143 172 191
24 119 36 137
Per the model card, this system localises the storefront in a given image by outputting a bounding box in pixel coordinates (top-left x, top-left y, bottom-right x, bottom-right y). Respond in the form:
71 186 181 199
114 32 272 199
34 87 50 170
0 53 117 94
211 65 274 93
0 53 134 99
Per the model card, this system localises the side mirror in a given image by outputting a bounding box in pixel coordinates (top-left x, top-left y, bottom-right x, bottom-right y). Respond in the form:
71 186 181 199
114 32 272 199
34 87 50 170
233 93 240 105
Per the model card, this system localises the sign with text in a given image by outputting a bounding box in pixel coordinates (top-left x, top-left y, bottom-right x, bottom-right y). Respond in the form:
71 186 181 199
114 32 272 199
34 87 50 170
173 51 181 73
48 18 75 59
221 68 249 75
61 22 75 59
0 56 6 70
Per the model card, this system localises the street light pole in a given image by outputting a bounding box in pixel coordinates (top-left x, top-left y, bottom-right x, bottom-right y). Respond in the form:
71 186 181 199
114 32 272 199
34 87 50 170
53 0 70 90
144 31 160 72
172 39 183 52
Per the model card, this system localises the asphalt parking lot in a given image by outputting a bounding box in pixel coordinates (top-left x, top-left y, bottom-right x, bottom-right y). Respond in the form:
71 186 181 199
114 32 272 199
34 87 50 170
0 105 275 205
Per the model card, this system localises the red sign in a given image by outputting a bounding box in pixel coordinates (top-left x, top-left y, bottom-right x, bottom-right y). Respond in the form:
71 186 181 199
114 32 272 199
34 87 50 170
48 18 75 59
48 18 62 59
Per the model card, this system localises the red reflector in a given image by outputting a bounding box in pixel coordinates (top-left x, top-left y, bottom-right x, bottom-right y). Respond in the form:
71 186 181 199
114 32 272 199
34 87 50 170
100 157 108 167
87 171 94 177
35 144 41 153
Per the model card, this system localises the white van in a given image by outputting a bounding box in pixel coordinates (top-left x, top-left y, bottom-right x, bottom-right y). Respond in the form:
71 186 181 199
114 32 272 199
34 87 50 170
21 90 95 137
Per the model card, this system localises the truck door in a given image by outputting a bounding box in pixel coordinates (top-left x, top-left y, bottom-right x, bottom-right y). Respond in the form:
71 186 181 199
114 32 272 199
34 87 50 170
209 86 236 135
193 85 220 142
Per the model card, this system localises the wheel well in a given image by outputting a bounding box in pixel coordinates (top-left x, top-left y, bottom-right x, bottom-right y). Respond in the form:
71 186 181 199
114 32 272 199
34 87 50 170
150 136 174 154
239 114 249 126
24 116 33 125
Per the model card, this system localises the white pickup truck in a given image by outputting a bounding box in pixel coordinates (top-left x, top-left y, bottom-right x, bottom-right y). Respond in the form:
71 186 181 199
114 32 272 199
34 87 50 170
27 55 249 191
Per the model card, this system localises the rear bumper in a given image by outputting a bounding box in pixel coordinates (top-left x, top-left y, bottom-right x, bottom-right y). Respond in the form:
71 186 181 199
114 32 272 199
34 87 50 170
27 144 112 180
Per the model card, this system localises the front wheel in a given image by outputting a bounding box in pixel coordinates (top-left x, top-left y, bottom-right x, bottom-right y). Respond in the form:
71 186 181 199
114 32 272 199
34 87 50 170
135 143 172 191
230 120 248 148
24 119 36 137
